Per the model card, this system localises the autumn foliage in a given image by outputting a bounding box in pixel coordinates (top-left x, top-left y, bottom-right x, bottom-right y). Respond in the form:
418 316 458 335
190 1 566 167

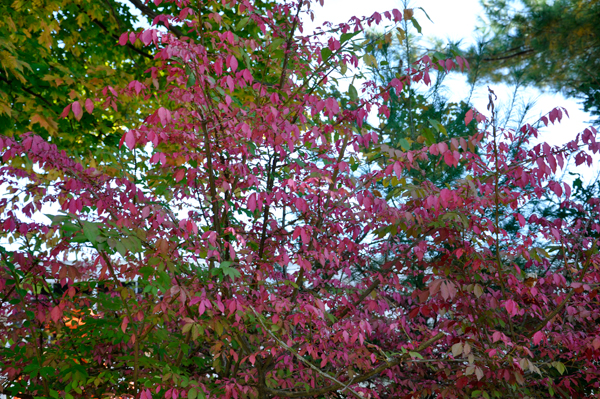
1 1 600 399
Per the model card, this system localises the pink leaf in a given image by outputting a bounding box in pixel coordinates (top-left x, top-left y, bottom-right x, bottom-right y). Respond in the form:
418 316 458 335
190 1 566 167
125 131 136 149
504 299 518 317
60 104 72 118
443 151 454 167
121 316 129 333
248 193 257 212
85 98 94 114
492 331 502 342
158 107 169 127
72 101 83 121
118 32 128 46
464 109 473 125
229 56 238 73
51 306 62 323
438 142 448 154
533 331 545 345
429 144 439 156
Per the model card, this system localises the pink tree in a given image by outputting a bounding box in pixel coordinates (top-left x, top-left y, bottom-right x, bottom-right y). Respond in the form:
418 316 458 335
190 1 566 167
1 1 599 398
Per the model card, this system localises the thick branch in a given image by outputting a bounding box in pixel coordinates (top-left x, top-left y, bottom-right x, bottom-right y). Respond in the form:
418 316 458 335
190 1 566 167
477 48 535 63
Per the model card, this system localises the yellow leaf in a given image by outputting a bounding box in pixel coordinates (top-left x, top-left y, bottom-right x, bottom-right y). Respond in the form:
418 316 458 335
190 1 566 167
31 114 58 133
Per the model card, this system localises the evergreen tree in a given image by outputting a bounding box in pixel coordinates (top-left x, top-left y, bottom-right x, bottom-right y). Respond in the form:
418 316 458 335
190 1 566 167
467 0 600 122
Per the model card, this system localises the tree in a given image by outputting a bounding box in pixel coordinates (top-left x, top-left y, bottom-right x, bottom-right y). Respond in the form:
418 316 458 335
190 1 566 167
362 17 478 188
1 1 600 399
0 0 157 151
466 0 600 122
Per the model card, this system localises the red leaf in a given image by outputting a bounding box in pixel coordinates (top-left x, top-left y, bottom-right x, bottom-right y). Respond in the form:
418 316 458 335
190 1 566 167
229 56 238 73
85 98 94 114
158 107 169 127
533 331 544 345
174 168 186 182
51 306 62 323
118 32 128 46
443 151 454 167
464 109 473 125
60 104 72 118
125 130 136 149
121 316 129 333
72 101 83 121
516 213 526 228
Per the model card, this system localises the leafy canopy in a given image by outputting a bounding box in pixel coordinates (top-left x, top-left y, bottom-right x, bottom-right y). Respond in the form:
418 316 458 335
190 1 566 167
1 1 600 399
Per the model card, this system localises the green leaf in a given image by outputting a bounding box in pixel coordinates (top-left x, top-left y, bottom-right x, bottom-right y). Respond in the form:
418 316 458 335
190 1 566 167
122 236 142 253
61 222 80 233
321 48 332 62
429 119 447 136
348 84 358 101
409 351 423 359
269 38 285 52
363 53 378 68
340 31 359 44
398 138 411 151
186 71 196 88
411 17 422 34
415 7 433 23
115 241 127 256
552 361 566 375
139 266 154 279
235 16 250 30
222 265 241 281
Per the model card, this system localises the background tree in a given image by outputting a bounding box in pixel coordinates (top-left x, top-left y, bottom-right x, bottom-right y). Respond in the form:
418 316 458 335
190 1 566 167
363 19 476 189
0 0 266 154
465 0 600 122
1 0 158 151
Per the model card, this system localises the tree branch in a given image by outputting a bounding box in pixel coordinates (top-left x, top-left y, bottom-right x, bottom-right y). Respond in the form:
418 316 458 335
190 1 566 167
263 331 445 398
251 306 362 398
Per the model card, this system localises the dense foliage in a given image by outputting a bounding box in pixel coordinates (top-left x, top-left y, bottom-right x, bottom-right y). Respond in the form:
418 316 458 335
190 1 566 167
1 1 600 399
0 0 182 151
